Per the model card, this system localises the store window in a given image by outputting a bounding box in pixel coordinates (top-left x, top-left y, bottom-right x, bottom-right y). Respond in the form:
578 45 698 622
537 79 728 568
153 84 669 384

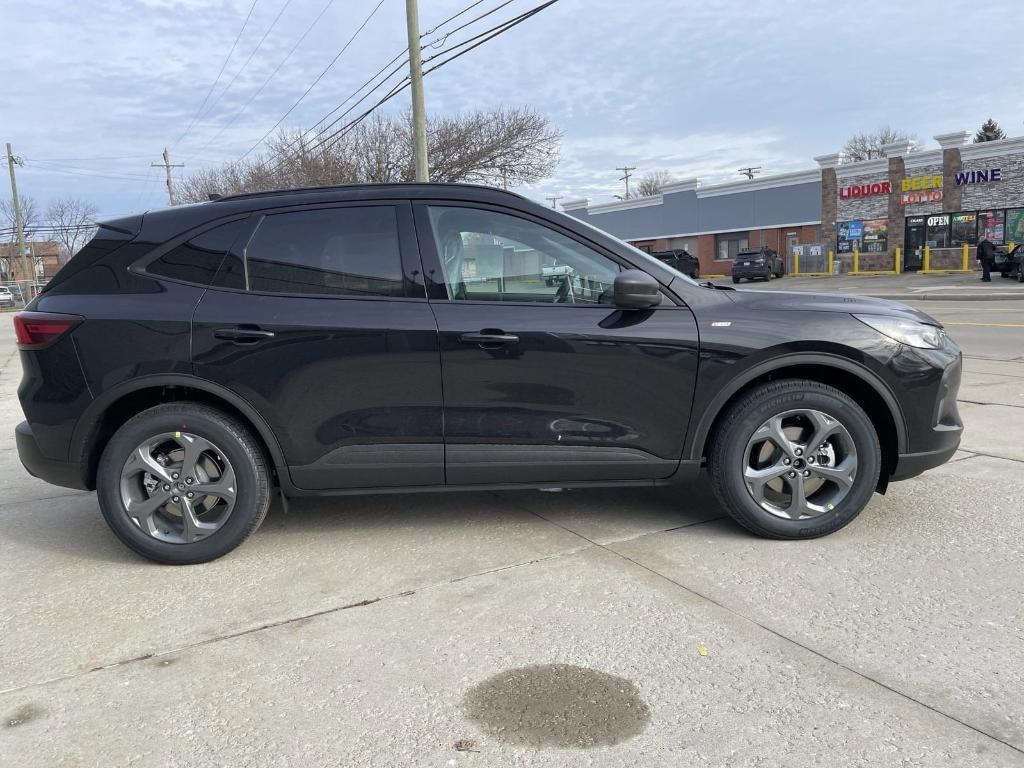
950 213 978 246
715 233 748 260
666 237 694 252
1005 209 1024 244
978 210 1006 244
926 214 951 248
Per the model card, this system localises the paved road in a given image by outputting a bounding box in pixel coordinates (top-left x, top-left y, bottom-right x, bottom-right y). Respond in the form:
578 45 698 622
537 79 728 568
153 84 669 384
1 296 1022 767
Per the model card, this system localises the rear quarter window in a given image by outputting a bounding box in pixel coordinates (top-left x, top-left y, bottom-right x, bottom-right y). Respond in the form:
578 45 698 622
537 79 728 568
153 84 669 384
145 218 250 287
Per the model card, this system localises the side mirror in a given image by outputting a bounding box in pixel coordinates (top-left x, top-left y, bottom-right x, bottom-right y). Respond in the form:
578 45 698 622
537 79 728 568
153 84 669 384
613 269 661 309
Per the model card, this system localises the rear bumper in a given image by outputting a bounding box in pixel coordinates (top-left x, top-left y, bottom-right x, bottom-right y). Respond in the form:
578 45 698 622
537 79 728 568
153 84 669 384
15 421 88 491
732 266 771 279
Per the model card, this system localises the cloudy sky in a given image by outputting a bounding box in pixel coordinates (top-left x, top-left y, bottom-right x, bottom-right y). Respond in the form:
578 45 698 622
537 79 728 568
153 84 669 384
3 0 1023 219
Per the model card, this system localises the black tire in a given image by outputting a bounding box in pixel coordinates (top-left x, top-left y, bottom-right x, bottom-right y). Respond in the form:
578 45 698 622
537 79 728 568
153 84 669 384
732 276 741 284
708 379 881 539
1018 270 1024 283
97 402 272 564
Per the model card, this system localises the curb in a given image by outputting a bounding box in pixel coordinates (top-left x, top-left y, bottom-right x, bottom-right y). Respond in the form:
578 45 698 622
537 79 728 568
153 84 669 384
867 292 1024 302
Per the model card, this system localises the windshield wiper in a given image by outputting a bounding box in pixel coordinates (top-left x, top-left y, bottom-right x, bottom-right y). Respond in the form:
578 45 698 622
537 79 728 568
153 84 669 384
701 280 734 290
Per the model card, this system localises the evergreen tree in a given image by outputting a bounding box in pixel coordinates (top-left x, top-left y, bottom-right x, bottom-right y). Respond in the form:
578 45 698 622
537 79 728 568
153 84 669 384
973 118 1006 143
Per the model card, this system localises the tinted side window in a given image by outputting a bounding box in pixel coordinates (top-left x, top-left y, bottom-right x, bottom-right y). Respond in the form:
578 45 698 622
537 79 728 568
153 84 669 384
147 219 249 287
245 207 404 298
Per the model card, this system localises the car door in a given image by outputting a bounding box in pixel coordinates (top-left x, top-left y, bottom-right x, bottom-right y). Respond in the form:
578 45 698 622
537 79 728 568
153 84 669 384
191 201 444 491
413 202 700 485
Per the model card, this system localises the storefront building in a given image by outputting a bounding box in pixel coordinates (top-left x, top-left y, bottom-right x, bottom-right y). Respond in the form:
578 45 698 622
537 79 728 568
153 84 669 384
561 130 1024 275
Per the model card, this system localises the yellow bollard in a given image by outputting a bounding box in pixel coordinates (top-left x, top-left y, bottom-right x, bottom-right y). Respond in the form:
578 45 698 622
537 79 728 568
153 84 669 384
827 250 834 274
923 245 931 272
793 253 799 275
962 243 969 272
853 249 860 274
894 247 901 274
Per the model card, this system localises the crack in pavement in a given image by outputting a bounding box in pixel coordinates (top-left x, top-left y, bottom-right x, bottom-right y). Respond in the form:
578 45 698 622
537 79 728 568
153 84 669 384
959 398 1024 410
505 503 1024 758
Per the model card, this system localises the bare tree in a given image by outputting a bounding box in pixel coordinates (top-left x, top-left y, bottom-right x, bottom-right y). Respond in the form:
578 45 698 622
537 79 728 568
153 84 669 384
47 197 98 264
842 126 916 162
178 107 562 203
1 195 41 240
634 170 673 197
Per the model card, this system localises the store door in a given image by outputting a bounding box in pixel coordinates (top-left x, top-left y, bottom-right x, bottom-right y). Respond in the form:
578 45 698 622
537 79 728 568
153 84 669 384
904 217 926 271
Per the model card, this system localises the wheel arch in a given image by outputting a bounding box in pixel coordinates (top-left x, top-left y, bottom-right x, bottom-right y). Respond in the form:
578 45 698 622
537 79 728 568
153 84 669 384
689 353 906 481
73 374 291 492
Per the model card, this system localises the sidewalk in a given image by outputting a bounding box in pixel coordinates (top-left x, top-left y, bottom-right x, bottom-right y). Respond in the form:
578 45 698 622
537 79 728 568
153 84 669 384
722 272 1024 301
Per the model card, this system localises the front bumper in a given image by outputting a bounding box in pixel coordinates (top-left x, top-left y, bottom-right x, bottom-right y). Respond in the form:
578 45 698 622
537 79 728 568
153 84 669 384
890 348 963 481
16 421 88 491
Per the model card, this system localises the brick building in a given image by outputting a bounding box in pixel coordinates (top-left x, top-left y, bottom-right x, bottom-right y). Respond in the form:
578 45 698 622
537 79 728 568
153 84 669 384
561 130 1024 275
0 241 62 284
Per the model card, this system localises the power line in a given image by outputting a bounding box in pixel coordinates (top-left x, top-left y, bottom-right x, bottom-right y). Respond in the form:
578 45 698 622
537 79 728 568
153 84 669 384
174 0 260 149
21 163 156 183
285 1 522 155
421 0 517 51
183 0 338 164
421 0 489 37
182 0 295 155
310 0 558 157
236 0 388 163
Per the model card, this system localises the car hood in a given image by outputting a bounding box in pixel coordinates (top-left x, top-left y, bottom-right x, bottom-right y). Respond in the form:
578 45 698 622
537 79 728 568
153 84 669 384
725 288 941 325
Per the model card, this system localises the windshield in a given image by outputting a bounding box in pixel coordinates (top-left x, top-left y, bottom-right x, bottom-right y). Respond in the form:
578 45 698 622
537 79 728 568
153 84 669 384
569 215 701 286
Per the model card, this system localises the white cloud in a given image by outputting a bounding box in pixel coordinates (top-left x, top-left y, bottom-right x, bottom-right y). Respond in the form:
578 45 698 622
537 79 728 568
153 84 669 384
2 0 1022 217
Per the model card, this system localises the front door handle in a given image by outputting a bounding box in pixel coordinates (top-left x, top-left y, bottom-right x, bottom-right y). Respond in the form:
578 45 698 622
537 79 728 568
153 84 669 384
459 331 519 348
214 327 275 344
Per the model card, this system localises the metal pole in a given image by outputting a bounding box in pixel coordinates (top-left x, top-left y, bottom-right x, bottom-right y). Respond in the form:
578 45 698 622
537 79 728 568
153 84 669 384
405 0 429 182
5 143 31 303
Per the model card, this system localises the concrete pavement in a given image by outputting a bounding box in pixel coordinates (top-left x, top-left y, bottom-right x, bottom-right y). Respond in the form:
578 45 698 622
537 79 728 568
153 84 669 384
1 297 1023 767
733 271 1024 301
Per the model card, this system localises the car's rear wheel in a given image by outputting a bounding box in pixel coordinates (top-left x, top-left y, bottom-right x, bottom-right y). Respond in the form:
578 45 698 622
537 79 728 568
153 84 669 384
97 403 271 564
708 379 881 539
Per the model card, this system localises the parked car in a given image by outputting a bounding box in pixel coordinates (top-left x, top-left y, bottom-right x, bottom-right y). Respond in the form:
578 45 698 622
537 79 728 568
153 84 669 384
994 244 1024 281
0 286 15 308
651 249 699 279
15 184 962 564
732 247 785 283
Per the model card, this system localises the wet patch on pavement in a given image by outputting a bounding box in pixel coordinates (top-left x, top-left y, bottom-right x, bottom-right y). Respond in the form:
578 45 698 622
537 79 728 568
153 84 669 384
5 703 42 728
462 663 650 748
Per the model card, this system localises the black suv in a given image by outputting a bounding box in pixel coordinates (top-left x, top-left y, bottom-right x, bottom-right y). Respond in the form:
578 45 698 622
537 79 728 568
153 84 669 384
15 184 963 564
651 249 699 279
732 247 785 283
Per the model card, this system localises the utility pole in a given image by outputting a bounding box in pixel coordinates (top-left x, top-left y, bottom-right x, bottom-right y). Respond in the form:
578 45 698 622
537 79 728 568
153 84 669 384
737 166 761 180
546 195 562 209
615 166 636 199
405 0 429 182
152 147 184 206
5 143 31 301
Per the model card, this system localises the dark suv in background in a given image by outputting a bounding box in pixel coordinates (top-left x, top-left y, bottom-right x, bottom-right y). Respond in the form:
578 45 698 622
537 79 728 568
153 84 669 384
15 184 962 563
651 248 699 279
732 246 785 283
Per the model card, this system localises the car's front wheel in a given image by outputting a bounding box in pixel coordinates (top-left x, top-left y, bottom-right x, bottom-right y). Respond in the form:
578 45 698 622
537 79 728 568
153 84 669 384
708 379 881 539
97 403 271 564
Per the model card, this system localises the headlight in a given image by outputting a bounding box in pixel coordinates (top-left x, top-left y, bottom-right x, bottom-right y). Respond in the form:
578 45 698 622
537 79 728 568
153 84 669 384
853 314 946 349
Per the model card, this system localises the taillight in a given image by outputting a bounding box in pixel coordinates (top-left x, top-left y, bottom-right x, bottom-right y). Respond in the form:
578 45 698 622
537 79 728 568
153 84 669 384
13 311 82 349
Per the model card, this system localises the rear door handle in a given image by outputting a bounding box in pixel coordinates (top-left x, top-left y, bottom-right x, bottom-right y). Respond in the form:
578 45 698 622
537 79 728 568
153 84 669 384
459 332 519 346
214 327 275 344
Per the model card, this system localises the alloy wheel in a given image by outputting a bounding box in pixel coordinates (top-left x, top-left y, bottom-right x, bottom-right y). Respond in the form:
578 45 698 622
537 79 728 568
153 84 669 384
119 432 237 544
742 408 858 520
